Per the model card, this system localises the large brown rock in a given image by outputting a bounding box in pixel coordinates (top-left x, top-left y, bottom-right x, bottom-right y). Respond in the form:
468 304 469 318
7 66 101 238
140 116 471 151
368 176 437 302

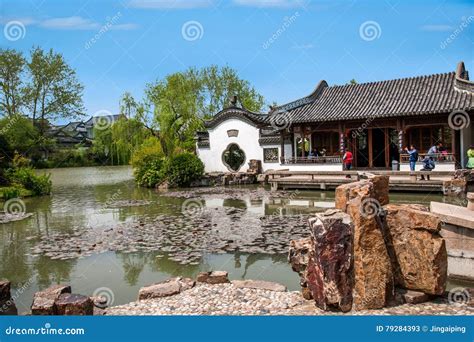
31 285 71 315
0 280 11 301
335 175 389 213
383 204 447 295
347 182 394 310
55 293 93 315
288 238 313 299
0 280 17 315
138 277 195 300
288 238 311 277
305 210 354 312
335 180 368 212
197 271 229 284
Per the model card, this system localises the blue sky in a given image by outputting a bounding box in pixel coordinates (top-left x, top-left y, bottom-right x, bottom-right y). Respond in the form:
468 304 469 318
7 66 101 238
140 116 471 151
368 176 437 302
1 0 473 122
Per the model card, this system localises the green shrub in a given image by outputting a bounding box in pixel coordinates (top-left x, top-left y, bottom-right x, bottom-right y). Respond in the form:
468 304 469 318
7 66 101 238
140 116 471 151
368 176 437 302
136 158 166 188
0 186 22 200
6 167 52 196
164 153 204 187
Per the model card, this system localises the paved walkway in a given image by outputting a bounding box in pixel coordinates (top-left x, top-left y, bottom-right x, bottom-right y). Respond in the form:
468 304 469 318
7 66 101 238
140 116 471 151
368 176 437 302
106 283 473 316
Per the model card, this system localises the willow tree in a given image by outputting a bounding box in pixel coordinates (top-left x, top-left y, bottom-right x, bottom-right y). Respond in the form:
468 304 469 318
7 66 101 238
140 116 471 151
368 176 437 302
143 65 265 157
93 117 150 165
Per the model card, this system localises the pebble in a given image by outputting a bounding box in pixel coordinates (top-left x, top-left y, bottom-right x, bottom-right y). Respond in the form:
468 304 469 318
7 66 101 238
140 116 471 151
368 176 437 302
106 283 474 316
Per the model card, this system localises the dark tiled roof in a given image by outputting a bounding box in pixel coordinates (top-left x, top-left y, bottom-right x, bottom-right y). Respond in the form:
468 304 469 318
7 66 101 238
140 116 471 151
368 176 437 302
204 107 268 128
275 62 474 124
258 136 280 145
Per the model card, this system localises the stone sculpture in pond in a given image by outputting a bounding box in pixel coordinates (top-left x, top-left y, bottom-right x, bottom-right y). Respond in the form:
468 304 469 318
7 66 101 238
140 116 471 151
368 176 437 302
289 174 448 312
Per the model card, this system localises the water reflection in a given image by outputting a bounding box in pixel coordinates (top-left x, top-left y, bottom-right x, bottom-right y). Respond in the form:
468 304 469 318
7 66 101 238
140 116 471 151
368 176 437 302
0 166 465 313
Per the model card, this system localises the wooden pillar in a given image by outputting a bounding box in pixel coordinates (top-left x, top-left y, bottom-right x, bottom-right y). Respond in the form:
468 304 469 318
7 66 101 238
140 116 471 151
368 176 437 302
451 128 457 166
280 130 285 164
384 127 390 168
338 123 345 153
368 128 373 168
301 126 305 158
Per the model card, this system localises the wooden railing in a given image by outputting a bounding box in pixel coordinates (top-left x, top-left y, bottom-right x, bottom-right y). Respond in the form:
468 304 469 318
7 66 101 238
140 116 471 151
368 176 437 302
282 155 342 164
400 153 455 163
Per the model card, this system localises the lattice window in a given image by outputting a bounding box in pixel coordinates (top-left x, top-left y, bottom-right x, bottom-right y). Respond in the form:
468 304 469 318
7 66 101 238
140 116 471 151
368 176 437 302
263 148 279 163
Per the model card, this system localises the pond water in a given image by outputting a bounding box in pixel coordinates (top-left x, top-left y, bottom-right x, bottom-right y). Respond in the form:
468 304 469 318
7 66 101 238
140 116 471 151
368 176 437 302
0 166 468 313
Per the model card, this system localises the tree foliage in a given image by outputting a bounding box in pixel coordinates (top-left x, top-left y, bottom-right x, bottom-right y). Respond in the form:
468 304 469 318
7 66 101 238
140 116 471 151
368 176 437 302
25 47 85 134
143 65 265 156
0 49 26 117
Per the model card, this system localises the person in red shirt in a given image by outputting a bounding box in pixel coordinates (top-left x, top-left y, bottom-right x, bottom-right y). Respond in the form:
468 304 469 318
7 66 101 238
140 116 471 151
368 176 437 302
343 150 353 173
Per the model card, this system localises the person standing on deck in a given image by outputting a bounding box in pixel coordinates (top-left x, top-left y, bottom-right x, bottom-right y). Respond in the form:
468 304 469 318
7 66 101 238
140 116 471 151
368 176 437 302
343 150 353 178
404 145 418 171
467 145 474 169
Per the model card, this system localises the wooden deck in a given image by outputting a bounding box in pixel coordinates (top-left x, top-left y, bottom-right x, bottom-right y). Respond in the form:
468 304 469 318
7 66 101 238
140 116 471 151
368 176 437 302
266 170 454 193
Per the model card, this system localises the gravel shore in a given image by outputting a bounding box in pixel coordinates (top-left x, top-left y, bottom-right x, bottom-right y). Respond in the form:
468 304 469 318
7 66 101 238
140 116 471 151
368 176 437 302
106 283 473 316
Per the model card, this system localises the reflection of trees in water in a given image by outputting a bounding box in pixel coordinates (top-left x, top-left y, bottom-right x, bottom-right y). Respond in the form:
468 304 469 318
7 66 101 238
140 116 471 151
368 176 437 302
223 198 247 210
233 252 287 279
148 253 201 278
34 256 75 289
119 253 149 286
0 225 32 285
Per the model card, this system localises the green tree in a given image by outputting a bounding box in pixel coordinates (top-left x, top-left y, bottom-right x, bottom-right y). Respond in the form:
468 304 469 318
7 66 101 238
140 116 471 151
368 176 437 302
0 115 38 153
93 117 150 165
144 65 265 156
0 49 26 117
348 79 357 85
25 47 85 134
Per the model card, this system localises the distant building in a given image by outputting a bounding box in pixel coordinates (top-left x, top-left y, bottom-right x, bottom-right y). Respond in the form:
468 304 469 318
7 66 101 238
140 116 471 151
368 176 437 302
196 62 474 172
48 114 126 147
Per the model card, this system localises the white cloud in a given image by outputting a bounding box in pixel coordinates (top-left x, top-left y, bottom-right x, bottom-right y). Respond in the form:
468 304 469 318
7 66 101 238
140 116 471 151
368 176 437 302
232 0 308 8
128 0 213 9
39 16 99 30
420 24 453 32
1 16 138 31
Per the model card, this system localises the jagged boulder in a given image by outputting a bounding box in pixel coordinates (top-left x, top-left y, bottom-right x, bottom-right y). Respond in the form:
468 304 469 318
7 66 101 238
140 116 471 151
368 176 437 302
55 294 94 315
31 285 71 315
347 185 394 310
383 204 447 295
288 238 313 299
305 210 354 312
0 280 18 315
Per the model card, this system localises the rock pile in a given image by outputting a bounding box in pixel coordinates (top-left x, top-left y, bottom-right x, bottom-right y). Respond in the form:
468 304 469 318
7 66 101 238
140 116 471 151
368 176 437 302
31 285 105 315
0 280 18 315
289 175 448 312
